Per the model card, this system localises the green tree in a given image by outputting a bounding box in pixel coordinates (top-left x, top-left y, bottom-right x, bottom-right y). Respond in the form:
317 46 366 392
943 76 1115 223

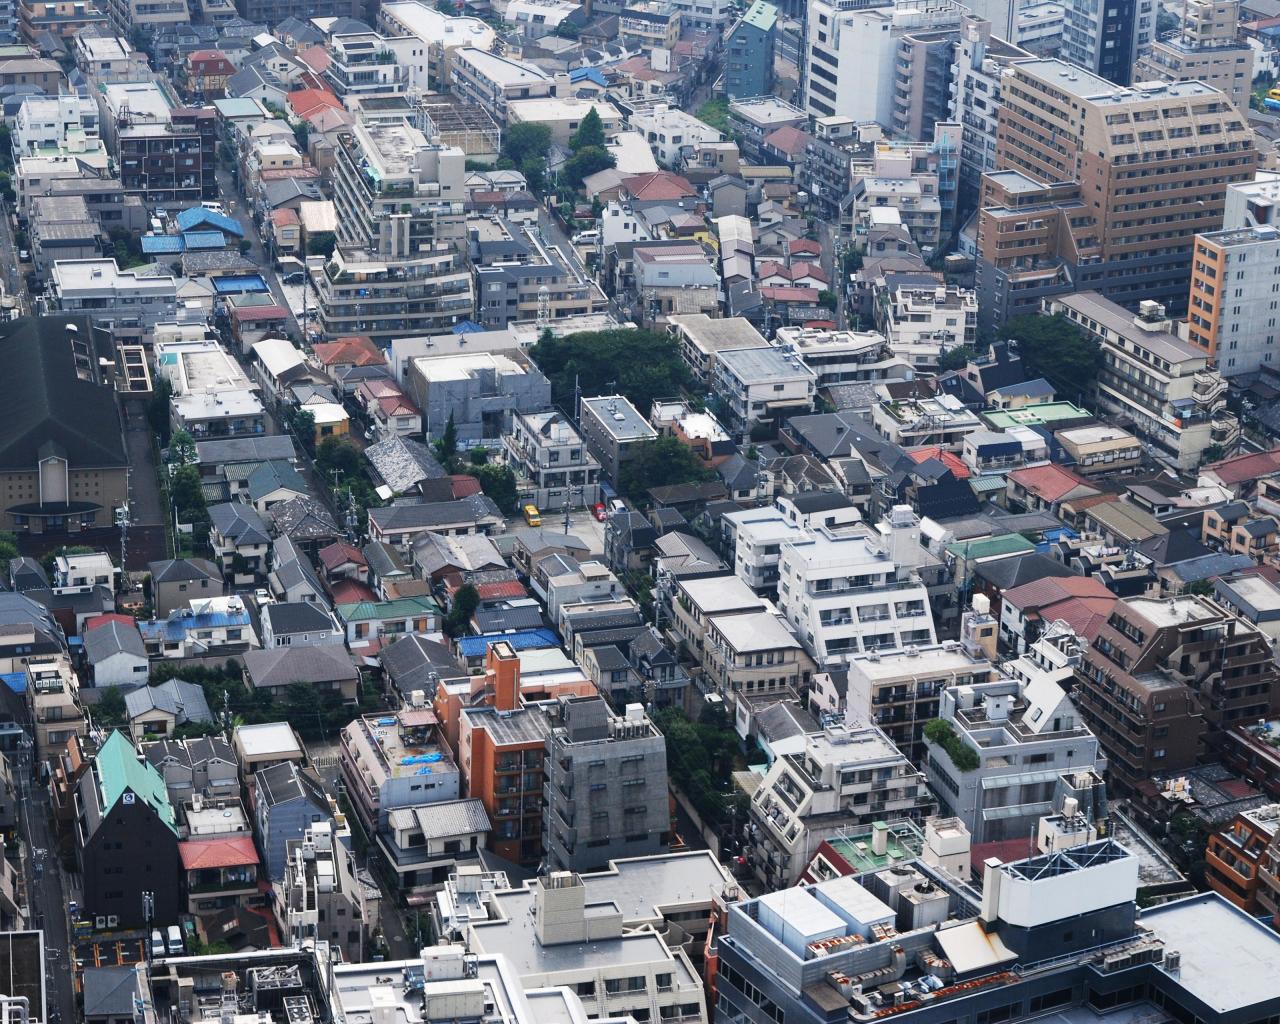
307 231 335 257
444 583 479 637
284 407 316 455
0 532 17 566
562 145 616 190
171 465 209 528
937 345 979 373
923 718 979 772
529 328 693 414
817 290 838 312
998 313 1102 404
553 19 580 38
469 447 489 465
95 685 126 725
620 436 713 497
148 376 174 444
316 436 364 482
1203 443 1227 464
569 106 605 152
501 122 552 165
470 463 518 514
169 428 198 466
435 412 459 467
293 121 309 152
520 156 547 196
695 98 730 134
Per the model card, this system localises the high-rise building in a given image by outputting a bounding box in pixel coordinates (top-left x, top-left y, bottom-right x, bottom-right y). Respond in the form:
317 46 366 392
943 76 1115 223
975 58 1257 330
723 0 776 100
1187 225 1280 377
1133 0 1252 113
314 120 474 342
1061 0 1153 84
803 0 966 128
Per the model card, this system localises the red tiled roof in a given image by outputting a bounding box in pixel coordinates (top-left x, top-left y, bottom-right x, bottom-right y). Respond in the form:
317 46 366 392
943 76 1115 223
297 45 332 74
179 836 259 870
233 305 289 323
287 87 341 119
621 170 696 201
189 50 234 75
1040 595 1116 640
449 475 483 499
789 238 822 256
318 541 366 570
1205 447 1280 485
270 207 300 226
377 394 419 417
329 579 377 606
908 446 970 480
1004 575 1116 611
85 613 135 631
315 335 384 368
1007 463 1094 502
763 124 808 157
475 580 527 600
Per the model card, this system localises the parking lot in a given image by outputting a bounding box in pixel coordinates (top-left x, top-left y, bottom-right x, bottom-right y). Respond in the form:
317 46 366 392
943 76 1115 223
505 506 607 557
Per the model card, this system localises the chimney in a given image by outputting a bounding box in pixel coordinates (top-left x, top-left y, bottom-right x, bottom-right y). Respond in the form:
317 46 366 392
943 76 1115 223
979 857 1003 929
487 640 520 712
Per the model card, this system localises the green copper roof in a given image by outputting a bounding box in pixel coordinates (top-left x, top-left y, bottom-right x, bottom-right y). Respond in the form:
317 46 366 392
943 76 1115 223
97 730 178 835
945 534 1035 560
742 0 778 32
336 595 441 622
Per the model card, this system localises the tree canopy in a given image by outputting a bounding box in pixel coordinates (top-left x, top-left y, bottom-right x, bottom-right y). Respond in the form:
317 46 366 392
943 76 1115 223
169 428 198 466
499 123 552 193
528 328 693 414
444 584 479 637
937 345 979 373
470 463 519 514
999 313 1101 403
562 146 615 190
620 436 714 497
570 107 605 152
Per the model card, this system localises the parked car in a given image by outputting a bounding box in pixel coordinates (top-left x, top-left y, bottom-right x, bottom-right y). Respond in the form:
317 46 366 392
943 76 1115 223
592 502 607 522
523 503 542 527
166 925 183 955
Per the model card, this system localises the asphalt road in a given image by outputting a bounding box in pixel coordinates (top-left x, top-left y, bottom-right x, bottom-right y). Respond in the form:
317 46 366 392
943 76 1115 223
19 760 76 1024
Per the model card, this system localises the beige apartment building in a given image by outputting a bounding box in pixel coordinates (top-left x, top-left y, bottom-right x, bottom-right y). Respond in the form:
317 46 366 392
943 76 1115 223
1132 0 1252 114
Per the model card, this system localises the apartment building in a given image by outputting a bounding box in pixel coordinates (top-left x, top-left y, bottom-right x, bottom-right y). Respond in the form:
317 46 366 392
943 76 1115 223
51 259 179 343
774 326 907 390
703 609 815 706
924 634 1102 843
470 216 601 328
315 121 474 343
1133 0 1251 113
947 16 1031 206
449 47 552 124
840 601 1000 759
1075 595 1280 791
1204 803 1280 916
976 59 1257 330
26 655 85 762
724 496 863 592
117 108 217 206
1048 291 1237 470
745 723 934 889
543 696 668 873
803 0 966 125
723 0 776 100
874 279 977 370
578 395 657 486
775 526 935 668
712 347 816 434
456 643 551 869
630 105 724 169
504 410 602 510
1186 225 1280 377
1060 0 1152 84
280 820 371 962
323 31 410 99
871 392 982 450
669 574 765 666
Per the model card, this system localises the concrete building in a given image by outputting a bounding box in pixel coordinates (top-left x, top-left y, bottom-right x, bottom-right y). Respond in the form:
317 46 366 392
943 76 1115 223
470 216 602 328
976 60 1257 329
1187 225 1280 377
51 260 178 343
1049 291 1238 470
504 410 601 510
724 0 776 100
703 609 815 707
449 47 552 124
578 395 657 487
746 723 934 888
1133 0 1252 113
315 121 474 343
26 655 85 764
875 278 977 370
280 820 372 962
925 631 1102 842
1061 0 1152 83
712 346 816 434
803 0 967 126
776 526 935 668
400 347 548 445
629 104 725 168
543 696 668 873
1075 595 1280 791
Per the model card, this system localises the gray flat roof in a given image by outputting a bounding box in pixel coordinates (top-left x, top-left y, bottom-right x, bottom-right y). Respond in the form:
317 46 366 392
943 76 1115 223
579 851 732 921
1053 291 1203 364
1141 893 1280 1012
717 345 814 382
581 395 657 441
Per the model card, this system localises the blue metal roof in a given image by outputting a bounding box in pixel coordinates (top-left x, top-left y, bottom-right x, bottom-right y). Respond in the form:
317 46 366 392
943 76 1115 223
138 610 252 642
452 320 485 334
182 230 229 250
175 207 245 237
0 672 25 694
213 274 269 294
569 66 607 86
456 627 559 659
141 234 185 254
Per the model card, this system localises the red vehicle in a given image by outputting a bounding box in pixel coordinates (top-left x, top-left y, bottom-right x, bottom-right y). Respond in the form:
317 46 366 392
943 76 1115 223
592 502 608 521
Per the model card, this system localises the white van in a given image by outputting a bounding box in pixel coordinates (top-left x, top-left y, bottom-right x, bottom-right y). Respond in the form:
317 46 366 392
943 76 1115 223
150 929 166 958
166 925 183 955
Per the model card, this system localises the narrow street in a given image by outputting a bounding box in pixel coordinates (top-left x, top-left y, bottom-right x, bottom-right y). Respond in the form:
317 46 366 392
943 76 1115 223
0 202 27 313
19 760 76 1024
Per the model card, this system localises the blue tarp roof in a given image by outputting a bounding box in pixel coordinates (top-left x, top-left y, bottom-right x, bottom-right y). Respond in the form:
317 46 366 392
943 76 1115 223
175 207 245 237
138 610 252 642
452 320 485 334
456 627 559 659
0 672 25 694
213 274 269 294
141 234 185 254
